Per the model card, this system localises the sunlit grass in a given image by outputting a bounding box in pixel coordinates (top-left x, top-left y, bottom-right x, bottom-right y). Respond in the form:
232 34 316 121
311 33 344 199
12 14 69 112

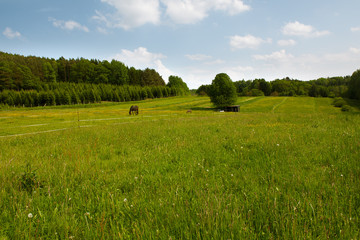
0 96 359 239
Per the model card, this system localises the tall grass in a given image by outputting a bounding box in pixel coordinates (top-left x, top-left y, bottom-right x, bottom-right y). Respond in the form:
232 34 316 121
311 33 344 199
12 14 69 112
0 96 359 239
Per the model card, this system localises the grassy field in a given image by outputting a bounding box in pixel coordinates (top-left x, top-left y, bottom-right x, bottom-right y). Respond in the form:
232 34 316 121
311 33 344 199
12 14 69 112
0 96 359 239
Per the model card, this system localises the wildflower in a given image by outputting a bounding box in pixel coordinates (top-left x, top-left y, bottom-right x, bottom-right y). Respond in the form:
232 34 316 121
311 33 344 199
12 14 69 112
28 213 33 218
85 212 90 216
231 174 234 177
134 176 138 180
124 198 127 202
276 144 280 147
341 174 343 177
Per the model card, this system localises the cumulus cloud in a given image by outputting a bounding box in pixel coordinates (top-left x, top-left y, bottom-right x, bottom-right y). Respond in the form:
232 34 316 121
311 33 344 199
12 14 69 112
212 0 251 15
282 21 330 37
230 34 271 49
253 50 293 61
163 0 250 24
49 18 89 32
351 27 360 32
350 47 360 54
162 0 209 24
277 39 296 46
111 47 173 81
3 27 21 39
94 0 161 29
94 0 250 29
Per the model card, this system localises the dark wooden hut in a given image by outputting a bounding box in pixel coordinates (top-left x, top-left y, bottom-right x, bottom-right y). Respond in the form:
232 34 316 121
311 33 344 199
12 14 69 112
224 105 240 112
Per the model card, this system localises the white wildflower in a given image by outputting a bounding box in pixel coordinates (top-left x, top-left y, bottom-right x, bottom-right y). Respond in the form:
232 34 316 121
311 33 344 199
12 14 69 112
28 213 33 218
124 198 127 202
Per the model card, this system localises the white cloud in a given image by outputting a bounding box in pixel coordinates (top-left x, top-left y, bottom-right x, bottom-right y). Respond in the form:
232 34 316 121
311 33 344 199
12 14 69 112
49 18 89 32
282 21 330 37
212 0 251 15
162 0 209 24
204 59 225 65
277 39 296 46
154 59 174 81
111 47 173 81
253 49 294 61
230 34 271 49
3 27 21 39
185 54 212 61
350 47 360 54
229 65 254 73
351 27 360 32
94 0 161 29
162 0 250 24
95 0 250 28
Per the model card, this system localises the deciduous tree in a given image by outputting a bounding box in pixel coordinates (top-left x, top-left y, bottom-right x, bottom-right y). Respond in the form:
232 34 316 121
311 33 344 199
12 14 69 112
208 73 237 108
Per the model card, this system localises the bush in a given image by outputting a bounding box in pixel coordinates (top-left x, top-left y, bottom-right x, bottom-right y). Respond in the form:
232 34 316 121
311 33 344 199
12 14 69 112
247 89 264 96
328 92 336 98
332 97 346 107
341 105 351 112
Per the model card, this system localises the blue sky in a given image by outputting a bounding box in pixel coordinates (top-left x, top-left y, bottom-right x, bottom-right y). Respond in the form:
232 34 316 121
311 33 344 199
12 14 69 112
1 0 360 89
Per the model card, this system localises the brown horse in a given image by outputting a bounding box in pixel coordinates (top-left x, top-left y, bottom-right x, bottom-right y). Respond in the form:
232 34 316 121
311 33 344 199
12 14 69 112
129 105 139 115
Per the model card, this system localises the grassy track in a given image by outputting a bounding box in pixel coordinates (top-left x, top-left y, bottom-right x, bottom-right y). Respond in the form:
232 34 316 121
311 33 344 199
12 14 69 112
0 96 359 239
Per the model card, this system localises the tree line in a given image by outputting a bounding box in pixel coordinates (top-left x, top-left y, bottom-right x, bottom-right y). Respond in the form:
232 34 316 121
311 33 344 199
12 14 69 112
205 71 360 109
0 82 185 107
196 74 360 99
0 51 190 107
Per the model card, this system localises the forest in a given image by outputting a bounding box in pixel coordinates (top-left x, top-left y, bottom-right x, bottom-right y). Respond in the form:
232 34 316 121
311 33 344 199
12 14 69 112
197 70 360 100
1 51 359 108
0 51 189 107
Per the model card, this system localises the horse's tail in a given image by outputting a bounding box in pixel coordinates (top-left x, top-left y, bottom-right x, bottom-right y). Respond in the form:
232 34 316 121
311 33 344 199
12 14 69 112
129 105 133 115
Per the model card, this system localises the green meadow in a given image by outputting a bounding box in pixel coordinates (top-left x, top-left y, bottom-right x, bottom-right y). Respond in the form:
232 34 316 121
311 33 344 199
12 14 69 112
0 96 359 239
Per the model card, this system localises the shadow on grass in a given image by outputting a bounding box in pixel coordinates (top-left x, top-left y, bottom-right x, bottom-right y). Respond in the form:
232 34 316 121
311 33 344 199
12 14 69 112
344 98 360 110
190 107 217 111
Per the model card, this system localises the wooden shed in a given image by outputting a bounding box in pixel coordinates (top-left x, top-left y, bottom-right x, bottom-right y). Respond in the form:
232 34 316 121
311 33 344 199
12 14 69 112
224 105 240 112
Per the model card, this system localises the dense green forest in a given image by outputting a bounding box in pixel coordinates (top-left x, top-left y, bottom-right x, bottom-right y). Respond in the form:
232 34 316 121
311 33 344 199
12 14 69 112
0 51 189 107
1 51 359 108
197 70 360 100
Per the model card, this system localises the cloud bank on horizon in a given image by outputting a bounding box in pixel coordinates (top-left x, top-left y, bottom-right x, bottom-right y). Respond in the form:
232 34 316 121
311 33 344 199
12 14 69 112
1 0 360 88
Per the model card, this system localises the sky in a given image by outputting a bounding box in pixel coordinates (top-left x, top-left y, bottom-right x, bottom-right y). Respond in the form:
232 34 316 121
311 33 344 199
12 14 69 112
1 0 360 89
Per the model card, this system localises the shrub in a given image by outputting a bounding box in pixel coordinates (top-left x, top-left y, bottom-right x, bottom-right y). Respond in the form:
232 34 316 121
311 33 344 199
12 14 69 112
341 105 351 112
332 97 346 107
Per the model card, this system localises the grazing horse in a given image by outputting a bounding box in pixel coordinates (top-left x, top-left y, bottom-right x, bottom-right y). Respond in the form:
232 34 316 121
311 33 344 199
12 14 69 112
129 105 139 115
186 110 192 113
